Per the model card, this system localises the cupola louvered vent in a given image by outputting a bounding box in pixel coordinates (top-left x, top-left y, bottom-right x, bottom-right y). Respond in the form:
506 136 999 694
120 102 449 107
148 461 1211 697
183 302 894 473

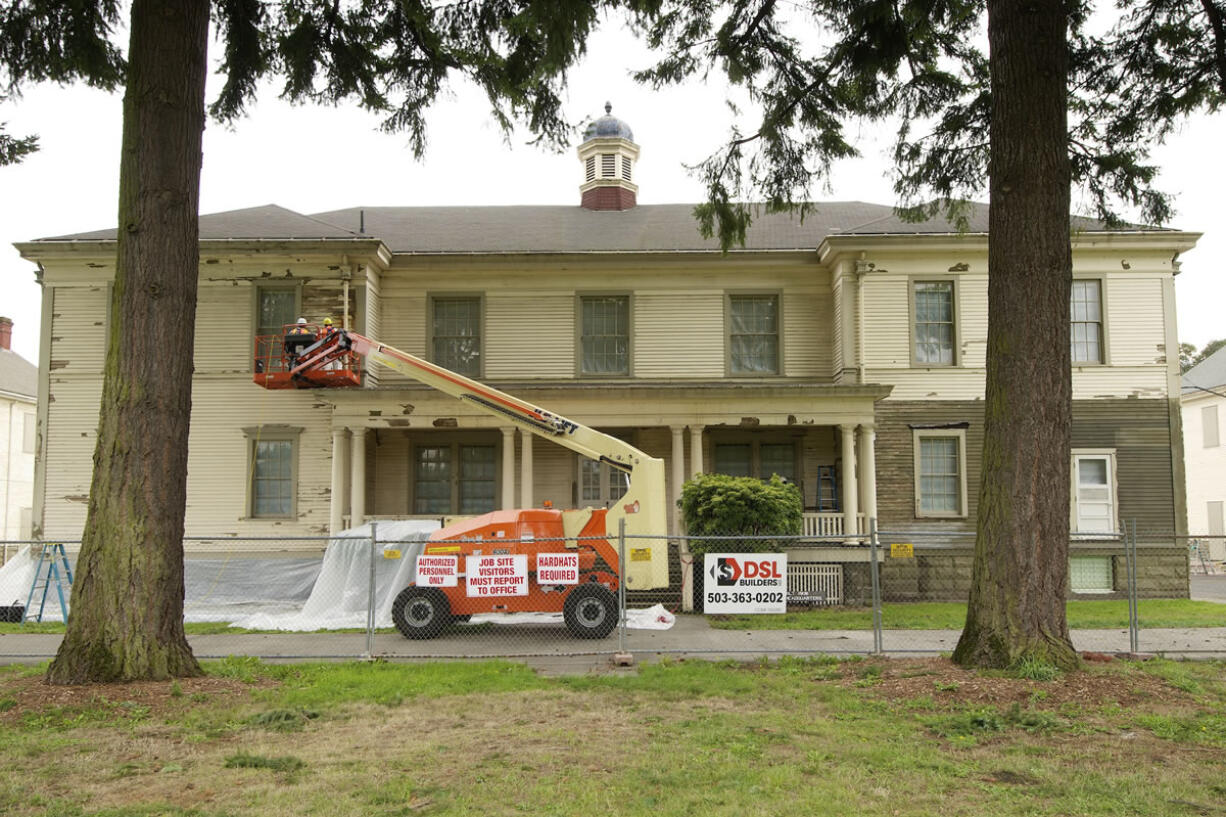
601 153 616 177
621 156 632 181
585 156 596 182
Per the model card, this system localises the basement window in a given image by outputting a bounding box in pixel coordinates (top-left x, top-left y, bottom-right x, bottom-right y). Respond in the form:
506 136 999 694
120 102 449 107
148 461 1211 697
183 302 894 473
1069 555 1113 593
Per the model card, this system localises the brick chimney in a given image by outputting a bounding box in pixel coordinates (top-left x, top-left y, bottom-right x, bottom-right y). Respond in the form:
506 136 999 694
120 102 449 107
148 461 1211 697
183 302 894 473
578 103 640 211
0 317 11 351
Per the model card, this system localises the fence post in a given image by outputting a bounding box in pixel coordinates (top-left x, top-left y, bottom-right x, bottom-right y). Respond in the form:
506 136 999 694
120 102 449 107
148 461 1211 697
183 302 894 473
365 521 379 660
1127 518 1139 655
869 518 883 655
618 518 627 653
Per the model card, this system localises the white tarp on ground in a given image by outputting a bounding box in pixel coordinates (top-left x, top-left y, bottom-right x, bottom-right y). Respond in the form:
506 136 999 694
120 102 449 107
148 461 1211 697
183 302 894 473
0 519 675 631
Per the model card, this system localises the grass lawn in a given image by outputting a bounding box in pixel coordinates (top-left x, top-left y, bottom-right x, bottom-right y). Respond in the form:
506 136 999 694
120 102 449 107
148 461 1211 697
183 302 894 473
708 598 1226 630
0 655 1223 816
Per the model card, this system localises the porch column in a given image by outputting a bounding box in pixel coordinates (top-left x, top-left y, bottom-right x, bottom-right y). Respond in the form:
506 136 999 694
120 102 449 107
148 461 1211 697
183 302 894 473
840 424 859 541
671 425 686 534
329 428 348 535
500 427 516 510
689 425 704 478
858 423 878 531
520 430 534 508
350 427 367 528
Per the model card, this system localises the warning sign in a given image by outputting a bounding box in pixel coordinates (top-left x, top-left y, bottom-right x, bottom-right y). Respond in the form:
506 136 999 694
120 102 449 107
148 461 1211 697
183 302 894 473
466 554 528 597
416 554 458 587
890 543 915 559
535 552 579 585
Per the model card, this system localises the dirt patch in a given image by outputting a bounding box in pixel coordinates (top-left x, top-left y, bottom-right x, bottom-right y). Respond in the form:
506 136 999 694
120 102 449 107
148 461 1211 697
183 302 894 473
0 673 269 724
841 657 1192 709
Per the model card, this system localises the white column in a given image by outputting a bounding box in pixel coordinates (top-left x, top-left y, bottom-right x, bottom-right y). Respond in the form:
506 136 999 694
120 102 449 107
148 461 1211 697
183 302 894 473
520 430 534 508
670 425 686 534
840 424 859 541
689 425 704 478
330 428 348 535
350 427 367 528
858 423 877 531
500 427 516 510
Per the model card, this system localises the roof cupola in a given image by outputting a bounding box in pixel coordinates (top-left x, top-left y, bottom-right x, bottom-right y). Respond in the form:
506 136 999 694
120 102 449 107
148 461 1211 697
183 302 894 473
578 103 639 211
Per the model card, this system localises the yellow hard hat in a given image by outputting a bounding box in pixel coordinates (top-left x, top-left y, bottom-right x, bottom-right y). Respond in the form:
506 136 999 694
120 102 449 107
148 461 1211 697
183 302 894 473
323 317 333 325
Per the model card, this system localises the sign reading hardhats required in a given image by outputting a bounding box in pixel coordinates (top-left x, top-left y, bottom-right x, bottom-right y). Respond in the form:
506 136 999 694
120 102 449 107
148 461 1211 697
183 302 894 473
702 553 787 614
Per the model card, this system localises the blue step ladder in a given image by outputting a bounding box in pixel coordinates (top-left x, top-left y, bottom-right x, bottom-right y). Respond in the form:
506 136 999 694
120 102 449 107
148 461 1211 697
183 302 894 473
23 543 74 624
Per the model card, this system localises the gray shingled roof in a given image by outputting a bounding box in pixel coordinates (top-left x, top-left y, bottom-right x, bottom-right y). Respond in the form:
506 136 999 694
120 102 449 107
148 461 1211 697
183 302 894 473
1184 345 1226 392
0 348 37 399
34 200 1150 253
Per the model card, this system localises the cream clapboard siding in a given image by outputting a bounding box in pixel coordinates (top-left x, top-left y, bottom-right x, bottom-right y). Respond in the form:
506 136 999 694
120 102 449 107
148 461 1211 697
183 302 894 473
860 273 911 369
532 442 574 510
40 376 102 539
194 283 252 373
1104 275 1165 366
783 290 831 378
373 432 410 516
635 292 725 377
48 286 109 374
485 293 574 379
184 378 336 538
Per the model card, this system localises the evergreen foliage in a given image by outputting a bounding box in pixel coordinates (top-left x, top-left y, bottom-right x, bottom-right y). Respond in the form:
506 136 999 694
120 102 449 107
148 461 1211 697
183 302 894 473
679 474 802 556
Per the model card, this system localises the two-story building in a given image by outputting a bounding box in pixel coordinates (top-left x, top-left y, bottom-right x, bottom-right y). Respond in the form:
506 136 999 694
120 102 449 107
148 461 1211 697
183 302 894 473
0 317 37 548
1182 346 1226 562
15 107 1198 600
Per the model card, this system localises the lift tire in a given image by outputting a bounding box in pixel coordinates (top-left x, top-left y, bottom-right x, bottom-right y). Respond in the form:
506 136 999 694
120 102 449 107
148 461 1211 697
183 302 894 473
563 583 617 639
391 586 450 640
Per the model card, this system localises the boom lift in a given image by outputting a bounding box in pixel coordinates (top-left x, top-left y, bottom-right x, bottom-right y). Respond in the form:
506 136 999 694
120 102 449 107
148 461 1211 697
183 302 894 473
254 325 669 639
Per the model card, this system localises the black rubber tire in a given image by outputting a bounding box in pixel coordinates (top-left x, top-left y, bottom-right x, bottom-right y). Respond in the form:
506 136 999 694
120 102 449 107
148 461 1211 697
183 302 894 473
563 583 618 639
391 586 450 640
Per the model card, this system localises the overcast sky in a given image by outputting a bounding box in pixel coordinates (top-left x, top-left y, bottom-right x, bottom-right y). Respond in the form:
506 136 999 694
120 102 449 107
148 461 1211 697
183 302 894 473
1 21 1221 366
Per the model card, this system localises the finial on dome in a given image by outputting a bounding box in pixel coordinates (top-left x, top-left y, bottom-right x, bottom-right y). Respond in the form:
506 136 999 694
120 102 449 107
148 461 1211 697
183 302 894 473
605 101 612 114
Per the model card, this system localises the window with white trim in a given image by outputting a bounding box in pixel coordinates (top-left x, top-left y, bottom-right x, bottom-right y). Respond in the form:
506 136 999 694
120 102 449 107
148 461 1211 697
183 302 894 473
22 412 35 454
913 281 955 365
245 426 302 519
431 296 482 377
1071 451 1118 535
1070 280 1104 364
579 295 630 375
728 294 780 375
1203 405 1220 448
913 429 967 517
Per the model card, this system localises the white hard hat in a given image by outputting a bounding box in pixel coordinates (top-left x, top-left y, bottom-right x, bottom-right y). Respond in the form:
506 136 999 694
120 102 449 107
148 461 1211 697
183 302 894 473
296 317 307 324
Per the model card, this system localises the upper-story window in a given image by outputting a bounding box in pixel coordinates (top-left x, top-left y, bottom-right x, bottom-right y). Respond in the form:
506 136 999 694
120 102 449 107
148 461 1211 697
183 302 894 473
579 295 630 376
257 286 297 337
22 412 35 454
728 294 780 375
1203 405 1220 448
431 296 482 377
913 281 955 366
1071 280 1104 364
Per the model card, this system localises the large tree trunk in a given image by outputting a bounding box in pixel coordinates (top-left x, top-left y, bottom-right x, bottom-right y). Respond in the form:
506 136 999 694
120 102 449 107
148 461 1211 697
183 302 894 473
47 0 209 683
952 0 1079 669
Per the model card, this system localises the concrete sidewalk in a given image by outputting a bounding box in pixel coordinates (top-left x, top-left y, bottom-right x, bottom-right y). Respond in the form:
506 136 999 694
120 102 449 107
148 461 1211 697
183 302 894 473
3 614 1224 674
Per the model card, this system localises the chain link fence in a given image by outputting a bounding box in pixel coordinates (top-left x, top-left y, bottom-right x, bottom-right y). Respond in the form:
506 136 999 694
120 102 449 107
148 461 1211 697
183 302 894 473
0 520 1222 661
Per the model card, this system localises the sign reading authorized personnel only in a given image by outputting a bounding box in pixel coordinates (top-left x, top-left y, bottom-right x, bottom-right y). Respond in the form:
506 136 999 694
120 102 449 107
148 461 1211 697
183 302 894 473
416 554 458 587
535 552 579 584
702 553 787 614
466 554 528 597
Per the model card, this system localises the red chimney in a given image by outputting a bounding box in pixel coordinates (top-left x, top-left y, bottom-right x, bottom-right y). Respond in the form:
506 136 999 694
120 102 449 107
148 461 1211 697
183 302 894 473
0 317 11 351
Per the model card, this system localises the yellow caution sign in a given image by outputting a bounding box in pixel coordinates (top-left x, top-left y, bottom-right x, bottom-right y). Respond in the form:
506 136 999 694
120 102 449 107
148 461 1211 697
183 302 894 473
426 545 462 554
630 547 652 562
890 543 914 559
383 549 402 560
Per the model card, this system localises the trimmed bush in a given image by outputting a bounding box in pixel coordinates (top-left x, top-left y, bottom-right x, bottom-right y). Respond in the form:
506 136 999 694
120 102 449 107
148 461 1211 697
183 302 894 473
679 473 803 557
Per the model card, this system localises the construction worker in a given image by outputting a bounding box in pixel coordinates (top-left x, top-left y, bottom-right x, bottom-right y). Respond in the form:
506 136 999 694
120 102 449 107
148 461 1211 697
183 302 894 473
318 317 340 369
285 317 313 366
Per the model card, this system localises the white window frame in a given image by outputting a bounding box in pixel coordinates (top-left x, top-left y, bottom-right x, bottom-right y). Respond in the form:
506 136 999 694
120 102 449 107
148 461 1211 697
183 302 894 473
910 279 958 367
1070 278 1107 365
21 411 35 454
1070 449 1120 538
243 425 302 519
912 429 968 518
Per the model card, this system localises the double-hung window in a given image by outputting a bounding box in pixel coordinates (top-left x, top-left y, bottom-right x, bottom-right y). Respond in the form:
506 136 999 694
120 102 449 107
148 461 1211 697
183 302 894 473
245 426 301 518
255 285 298 369
913 429 967 517
728 294 780 375
431 296 482 377
1071 450 1118 536
1070 280 1104 364
579 295 630 376
713 440 797 483
414 442 497 515
1203 405 1220 448
912 281 955 365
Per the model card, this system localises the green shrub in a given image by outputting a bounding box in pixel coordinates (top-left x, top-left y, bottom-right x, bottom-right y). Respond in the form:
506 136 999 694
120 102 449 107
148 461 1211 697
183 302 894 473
679 473 803 556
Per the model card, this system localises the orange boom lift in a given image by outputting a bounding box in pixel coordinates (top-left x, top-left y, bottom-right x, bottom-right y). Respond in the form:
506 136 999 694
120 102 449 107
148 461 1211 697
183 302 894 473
254 326 668 639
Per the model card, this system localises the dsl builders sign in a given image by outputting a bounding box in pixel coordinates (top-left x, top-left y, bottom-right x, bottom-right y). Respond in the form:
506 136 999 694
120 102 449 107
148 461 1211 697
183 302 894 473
702 553 787 614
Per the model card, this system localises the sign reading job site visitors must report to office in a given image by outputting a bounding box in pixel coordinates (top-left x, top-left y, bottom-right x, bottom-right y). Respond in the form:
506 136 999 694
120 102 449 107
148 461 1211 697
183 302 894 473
415 555 458 587
703 553 787 614
466 554 528 597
